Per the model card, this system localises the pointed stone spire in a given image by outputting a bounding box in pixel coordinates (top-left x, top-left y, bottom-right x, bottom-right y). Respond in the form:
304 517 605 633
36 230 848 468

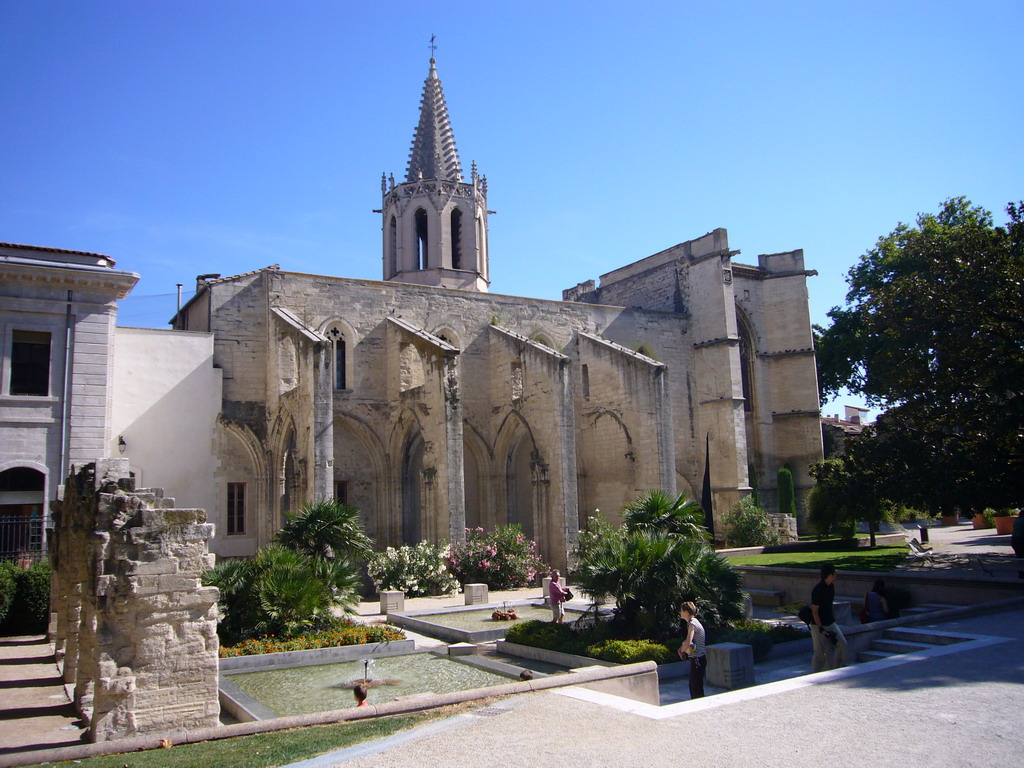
405 58 463 183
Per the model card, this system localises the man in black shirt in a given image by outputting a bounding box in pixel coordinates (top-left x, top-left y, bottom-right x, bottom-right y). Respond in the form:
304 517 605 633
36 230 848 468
810 563 847 672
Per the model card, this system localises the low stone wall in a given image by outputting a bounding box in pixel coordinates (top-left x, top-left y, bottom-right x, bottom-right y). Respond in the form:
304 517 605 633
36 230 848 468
735 566 1024 608
50 460 220 742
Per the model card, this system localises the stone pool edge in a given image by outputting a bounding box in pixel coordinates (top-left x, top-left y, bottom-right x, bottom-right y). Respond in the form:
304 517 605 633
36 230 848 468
0 662 658 768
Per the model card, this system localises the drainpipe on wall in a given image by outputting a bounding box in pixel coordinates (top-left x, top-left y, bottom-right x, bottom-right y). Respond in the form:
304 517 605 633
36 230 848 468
55 290 74 513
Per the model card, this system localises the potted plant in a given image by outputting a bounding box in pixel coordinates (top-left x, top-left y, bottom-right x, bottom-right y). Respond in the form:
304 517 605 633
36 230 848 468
940 509 959 526
972 508 995 530
993 508 1017 535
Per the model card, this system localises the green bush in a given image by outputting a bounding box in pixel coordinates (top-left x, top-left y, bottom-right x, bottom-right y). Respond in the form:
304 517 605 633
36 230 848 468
367 541 458 598
980 508 997 527
586 638 674 665
0 561 17 626
505 619 589 656
1 561 51 635
993 508 1015 518
203 545 358 646
723 498 781 548
447 525 548 590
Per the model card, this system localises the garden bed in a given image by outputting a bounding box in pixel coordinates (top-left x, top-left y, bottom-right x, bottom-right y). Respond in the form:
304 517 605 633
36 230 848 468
220 639 416 672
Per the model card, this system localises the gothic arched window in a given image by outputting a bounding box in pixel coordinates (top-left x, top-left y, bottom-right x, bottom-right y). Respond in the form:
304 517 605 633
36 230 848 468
327 326 348 390
415 209 429 269
451 208 463 270
388 216 398 277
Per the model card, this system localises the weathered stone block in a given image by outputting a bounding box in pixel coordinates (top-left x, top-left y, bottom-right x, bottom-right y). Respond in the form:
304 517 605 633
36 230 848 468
464 583 488 605
380 590 404 614
707 642 755 690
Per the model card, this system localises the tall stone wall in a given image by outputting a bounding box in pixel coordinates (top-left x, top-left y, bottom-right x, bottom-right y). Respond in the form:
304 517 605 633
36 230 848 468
50 460 220 742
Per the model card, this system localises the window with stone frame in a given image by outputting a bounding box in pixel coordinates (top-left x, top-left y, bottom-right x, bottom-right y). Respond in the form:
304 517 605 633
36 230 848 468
328 327 347 390
9 330 51 396
226 482 246 535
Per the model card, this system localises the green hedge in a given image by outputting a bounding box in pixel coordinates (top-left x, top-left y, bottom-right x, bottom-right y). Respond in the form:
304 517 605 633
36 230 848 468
585 638 674 665
506 617 794 665
0 561 51 636
0 561 17 625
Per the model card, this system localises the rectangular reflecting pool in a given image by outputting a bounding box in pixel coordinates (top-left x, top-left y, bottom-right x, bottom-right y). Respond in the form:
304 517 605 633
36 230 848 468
222 652 516 718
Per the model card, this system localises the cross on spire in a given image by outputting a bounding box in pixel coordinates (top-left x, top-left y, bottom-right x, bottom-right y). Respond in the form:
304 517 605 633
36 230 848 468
429 34 437 59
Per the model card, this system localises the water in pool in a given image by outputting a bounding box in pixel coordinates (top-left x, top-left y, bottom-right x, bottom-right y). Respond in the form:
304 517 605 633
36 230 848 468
228 654 512 715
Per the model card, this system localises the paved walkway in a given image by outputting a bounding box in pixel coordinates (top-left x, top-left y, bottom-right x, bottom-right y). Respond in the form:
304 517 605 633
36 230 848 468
301 607 1024 768
0 523 1018 764
0 636 82 756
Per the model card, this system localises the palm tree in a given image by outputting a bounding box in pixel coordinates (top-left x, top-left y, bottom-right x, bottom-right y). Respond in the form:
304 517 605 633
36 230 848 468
574 529 743 638
275 498 373 561
622 489 709 542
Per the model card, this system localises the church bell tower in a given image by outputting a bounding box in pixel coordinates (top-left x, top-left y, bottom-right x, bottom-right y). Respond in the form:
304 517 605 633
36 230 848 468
381 57 490 292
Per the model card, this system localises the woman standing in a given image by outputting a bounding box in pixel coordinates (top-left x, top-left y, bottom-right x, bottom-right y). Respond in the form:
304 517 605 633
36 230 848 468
678 601 707 699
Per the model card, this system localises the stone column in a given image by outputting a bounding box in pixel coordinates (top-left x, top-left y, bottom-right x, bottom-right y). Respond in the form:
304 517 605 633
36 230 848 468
312 340 335 503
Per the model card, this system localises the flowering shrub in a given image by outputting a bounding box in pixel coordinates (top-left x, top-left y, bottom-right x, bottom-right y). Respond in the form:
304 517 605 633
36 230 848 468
447 525 548 591
366 541 458 597
219 619 405 657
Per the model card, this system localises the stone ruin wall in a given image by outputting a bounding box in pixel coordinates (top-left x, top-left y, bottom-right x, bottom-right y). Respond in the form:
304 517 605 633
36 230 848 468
50 459 220 742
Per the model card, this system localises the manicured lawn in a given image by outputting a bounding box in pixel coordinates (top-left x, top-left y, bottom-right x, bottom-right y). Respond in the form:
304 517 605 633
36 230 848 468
728 544 909 572
24 710 449 768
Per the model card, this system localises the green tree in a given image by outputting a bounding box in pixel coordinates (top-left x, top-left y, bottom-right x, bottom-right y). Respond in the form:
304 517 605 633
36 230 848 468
807 447 900 546
776 465 796 517
815 198 1024 511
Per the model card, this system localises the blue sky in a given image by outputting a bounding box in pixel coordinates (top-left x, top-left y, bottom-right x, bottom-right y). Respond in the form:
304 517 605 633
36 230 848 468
3 2 1021 418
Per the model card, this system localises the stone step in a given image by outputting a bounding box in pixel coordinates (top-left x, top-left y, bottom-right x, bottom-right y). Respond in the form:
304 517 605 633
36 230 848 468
745 588 786 607
883 628 970 646
858 650 900 663
133 487 167 497
871 639 931 654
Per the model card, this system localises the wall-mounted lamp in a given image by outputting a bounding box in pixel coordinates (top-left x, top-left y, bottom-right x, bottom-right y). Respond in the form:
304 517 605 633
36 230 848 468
117 435 127 455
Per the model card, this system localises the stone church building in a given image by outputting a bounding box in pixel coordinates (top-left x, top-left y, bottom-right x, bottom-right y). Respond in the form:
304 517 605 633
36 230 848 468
171 58 823 568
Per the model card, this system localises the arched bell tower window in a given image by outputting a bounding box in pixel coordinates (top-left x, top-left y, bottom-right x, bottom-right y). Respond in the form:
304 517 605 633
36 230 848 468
388 216 398 277
450 209 463 270
415 208 429 270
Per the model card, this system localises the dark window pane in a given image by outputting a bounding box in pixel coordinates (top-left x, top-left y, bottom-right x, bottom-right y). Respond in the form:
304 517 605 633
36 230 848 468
10 330 51 396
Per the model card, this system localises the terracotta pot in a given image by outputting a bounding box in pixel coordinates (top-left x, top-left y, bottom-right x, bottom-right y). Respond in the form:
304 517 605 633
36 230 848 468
940 514 959 526
972 514 991 530
995 516 1016 535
